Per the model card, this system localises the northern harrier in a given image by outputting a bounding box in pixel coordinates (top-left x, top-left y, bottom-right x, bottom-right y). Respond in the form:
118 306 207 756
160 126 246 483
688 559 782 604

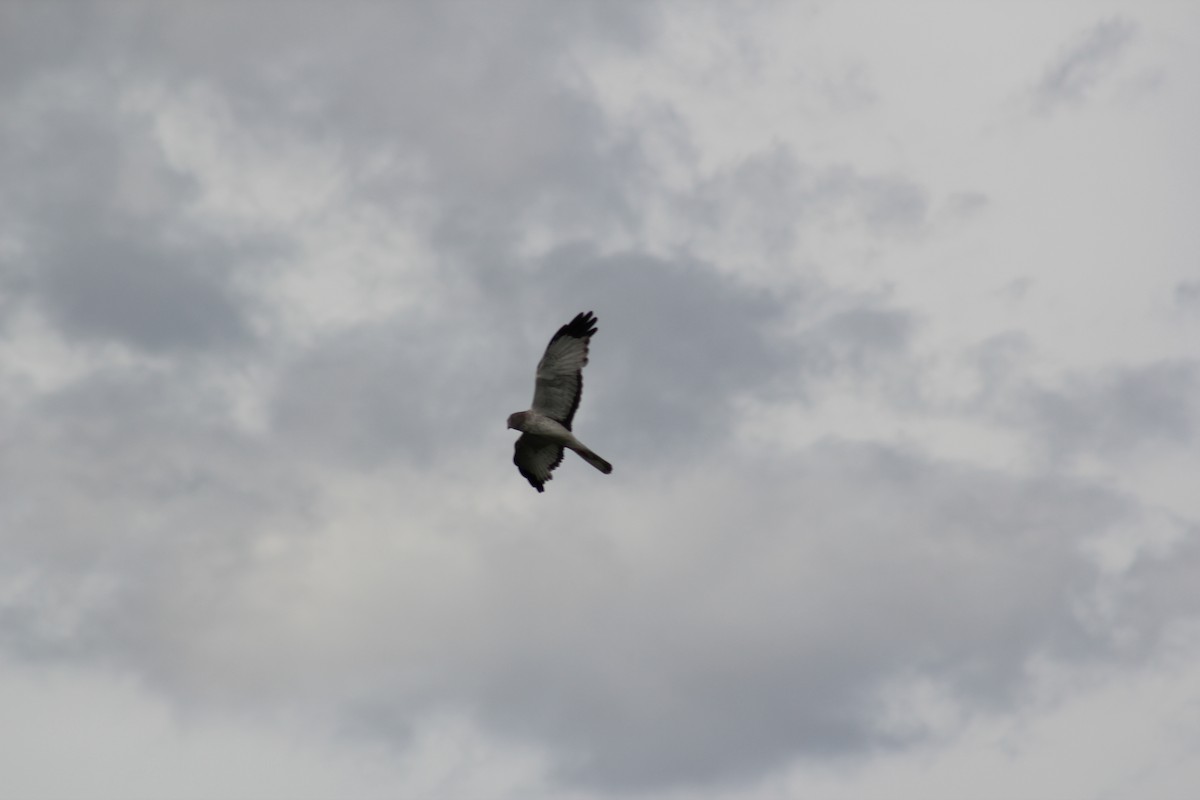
507 311 612 492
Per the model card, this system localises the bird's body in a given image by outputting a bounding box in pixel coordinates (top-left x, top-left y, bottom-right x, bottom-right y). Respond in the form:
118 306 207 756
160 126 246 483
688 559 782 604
507 311 612 492
507 410 572 440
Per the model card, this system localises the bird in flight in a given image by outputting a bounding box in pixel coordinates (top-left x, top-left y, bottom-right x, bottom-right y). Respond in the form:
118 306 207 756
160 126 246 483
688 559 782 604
508 311 612 492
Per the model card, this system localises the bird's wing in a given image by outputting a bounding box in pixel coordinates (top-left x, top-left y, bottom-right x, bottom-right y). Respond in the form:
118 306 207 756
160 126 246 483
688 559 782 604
530 311 597 430
513 434 564 493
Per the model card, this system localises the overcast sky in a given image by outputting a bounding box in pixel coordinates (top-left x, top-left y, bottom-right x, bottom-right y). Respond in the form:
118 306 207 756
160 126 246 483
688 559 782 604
2 1 1199 798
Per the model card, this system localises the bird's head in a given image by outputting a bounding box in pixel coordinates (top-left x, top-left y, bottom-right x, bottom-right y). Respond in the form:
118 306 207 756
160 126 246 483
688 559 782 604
506 411 526 431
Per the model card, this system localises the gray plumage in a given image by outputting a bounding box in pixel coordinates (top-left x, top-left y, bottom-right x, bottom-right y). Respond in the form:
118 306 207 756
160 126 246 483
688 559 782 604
507 311 612 492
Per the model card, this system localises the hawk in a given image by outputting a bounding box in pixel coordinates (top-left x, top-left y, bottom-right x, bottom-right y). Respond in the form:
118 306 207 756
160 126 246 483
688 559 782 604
507 311 612 492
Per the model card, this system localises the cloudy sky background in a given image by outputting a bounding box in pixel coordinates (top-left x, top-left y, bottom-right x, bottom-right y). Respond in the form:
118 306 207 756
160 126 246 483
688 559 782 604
2 1 1199 797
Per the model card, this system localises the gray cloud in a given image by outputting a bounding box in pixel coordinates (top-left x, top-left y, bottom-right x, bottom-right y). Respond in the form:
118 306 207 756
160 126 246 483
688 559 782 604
0 4 107 92
147 2 649 256
685 147 931 258
1176 280 1200 310
798 305 917 383
951 339 1200 469
1033 17 1138 113
6 345 1195 791
33 230 255 353
270 310 519 468
1 69 268 353
524 247 794 457
0 365 310 670
265 246 799 471
1 1 653 354
2 3 1197 797
1013 360 1199 463
332 441 1184 790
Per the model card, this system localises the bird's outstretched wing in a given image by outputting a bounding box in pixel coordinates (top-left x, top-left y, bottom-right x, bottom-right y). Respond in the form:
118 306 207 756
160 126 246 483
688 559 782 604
531 311 597 430
513 434 564 493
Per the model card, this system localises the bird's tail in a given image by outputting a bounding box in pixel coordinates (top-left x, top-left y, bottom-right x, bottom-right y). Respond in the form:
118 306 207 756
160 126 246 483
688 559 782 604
574 445 613 475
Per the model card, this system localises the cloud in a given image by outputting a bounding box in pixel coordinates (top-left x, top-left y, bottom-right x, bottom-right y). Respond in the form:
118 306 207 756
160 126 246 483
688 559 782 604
6 353 1197 791
1007 360 1199 464
2 2 1199 798
1033 17 1138 113
0 363 310 668
799 306 917 380
269 309 519 468
251 440 1188 791
33 230 256 353
681 147 931 265
1176 281 1200 310
0 66 272 354
521 247 794 456
267 244 800 470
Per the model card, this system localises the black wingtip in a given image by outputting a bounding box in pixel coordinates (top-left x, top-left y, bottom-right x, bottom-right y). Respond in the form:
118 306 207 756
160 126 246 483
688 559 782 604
516 462 548 492
550 311 598 343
